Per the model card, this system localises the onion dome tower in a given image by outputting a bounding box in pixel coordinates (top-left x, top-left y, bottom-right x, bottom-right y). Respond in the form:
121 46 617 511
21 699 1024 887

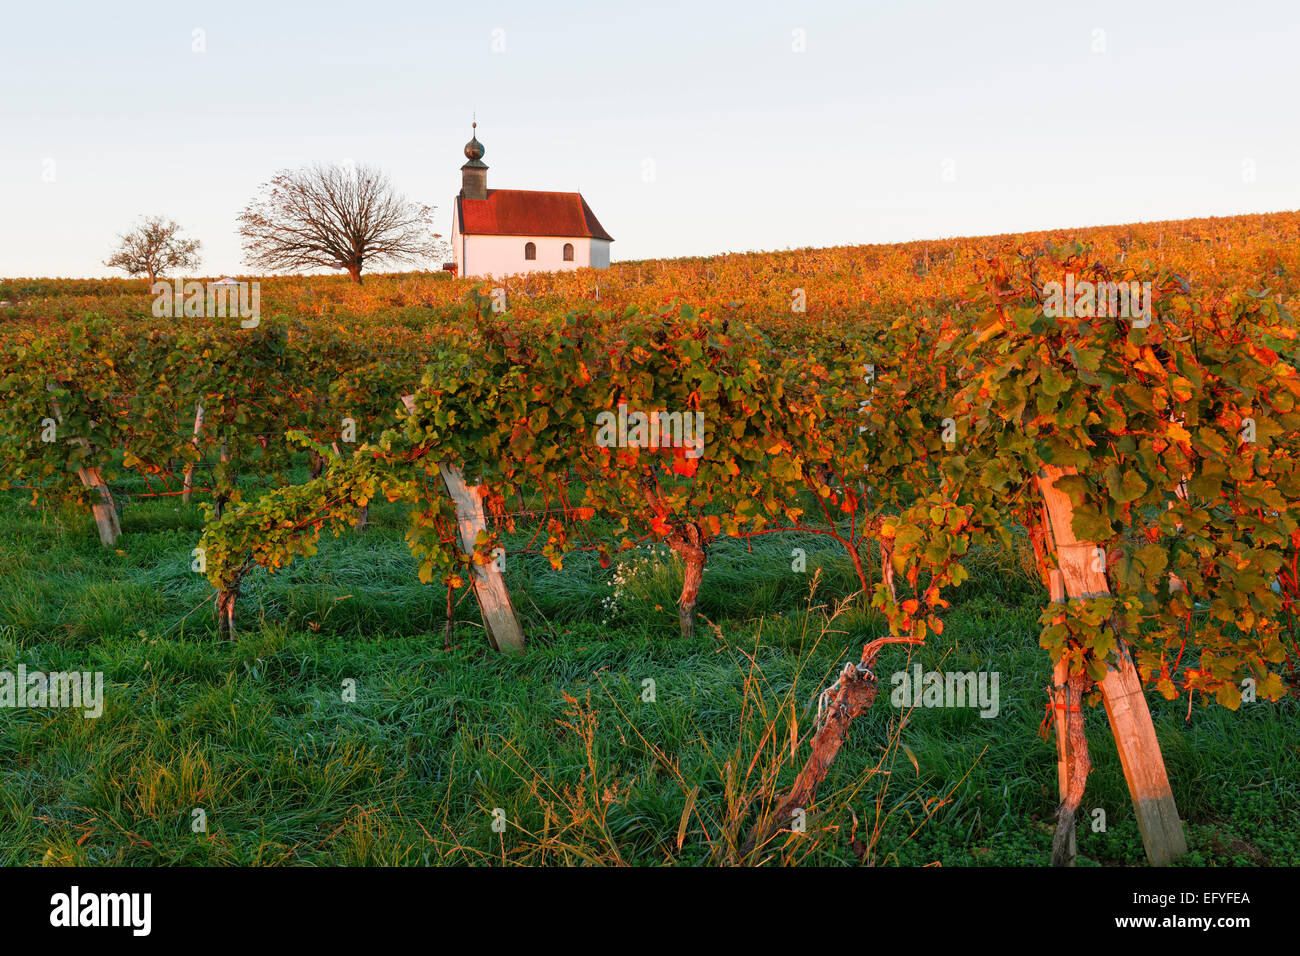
461 121 488 200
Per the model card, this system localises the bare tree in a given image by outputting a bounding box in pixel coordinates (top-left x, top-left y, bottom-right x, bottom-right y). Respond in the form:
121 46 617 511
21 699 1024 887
237 163 443 284
104 216 202 286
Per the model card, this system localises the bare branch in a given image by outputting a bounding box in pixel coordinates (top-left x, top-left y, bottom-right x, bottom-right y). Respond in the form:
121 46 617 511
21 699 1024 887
237 163 445 284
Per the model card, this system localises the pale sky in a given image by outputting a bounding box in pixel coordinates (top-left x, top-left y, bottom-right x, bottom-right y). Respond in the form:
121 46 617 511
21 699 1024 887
1 0 1297 278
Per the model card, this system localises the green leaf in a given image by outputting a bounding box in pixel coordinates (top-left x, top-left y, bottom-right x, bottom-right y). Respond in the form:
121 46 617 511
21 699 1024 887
1070 508 1113 541
1104 464 1147 504
1040 366 1070 397
1215 681 1242 710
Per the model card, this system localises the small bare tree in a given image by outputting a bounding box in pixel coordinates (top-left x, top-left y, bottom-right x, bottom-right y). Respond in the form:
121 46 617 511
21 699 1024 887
104 216 202 286
238 163 442 284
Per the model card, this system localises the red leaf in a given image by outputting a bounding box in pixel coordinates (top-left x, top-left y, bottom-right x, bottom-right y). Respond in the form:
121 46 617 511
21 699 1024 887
671 455 699 477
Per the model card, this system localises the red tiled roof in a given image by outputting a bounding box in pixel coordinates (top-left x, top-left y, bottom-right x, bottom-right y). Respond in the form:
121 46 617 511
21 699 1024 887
458 189 613 241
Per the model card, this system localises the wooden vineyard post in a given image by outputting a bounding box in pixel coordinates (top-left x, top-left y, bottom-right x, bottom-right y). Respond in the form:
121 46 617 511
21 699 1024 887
82 465 121 547
438 461 525 653
1099 644 1188 864
181 402 204 505
401 395 525 653
48 386 121 547
1037 464 1187 866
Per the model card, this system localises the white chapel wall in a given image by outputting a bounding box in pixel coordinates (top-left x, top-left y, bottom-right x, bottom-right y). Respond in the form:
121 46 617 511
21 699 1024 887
460 235 598 278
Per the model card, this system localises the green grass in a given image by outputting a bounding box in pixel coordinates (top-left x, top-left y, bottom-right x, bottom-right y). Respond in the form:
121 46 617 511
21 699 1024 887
1 476 1297 866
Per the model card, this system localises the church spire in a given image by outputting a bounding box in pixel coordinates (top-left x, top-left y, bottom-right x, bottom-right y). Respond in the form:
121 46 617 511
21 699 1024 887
461 120 488 200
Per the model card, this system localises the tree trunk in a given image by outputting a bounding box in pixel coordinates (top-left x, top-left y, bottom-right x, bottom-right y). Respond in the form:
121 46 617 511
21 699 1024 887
741 635 919 857
1052 667 1091 867
347 263 363 285
352 503 369 533
216 588 237 640
843 537 871 597
1044 563 1089 867
879 537 896 603
443 580 454 651
667 523 707 639
214 433 233 519
778 663 877 814
638 473 709 639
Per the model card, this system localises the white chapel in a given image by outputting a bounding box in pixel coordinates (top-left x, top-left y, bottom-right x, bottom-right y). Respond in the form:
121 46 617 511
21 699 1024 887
448 124 613 279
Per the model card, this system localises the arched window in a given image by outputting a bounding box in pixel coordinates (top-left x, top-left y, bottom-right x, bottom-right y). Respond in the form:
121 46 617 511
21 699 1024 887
524 241 536 260
563 243 574 262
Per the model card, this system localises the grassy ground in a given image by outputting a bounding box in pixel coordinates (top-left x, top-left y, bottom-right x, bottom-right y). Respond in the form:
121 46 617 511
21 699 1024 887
1 471 1296 866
